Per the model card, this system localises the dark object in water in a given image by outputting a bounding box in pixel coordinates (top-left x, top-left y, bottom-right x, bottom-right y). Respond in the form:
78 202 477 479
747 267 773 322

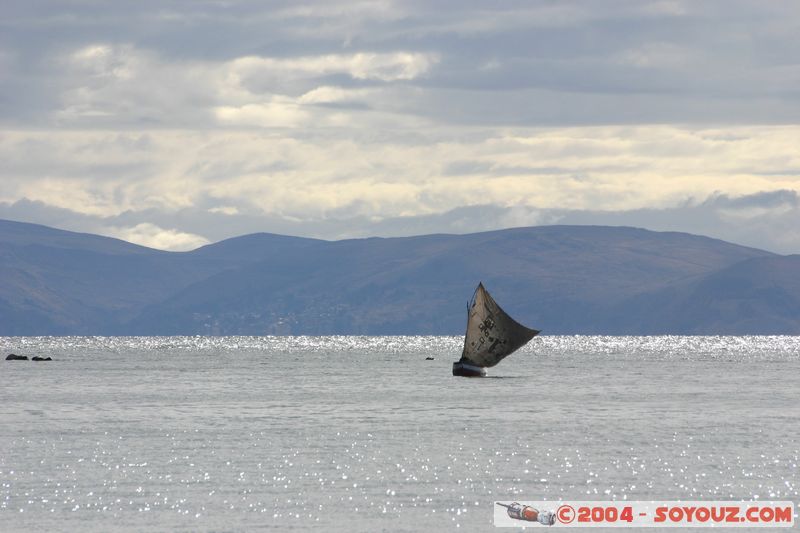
425 356 434 360
453 282 539 377
32 356 53 361
6 353 28 361
452 360 487 377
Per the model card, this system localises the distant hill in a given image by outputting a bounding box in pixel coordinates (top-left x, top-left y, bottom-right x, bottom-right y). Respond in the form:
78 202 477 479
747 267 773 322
610 254 800 334
1 218 797 335
0 220 283 334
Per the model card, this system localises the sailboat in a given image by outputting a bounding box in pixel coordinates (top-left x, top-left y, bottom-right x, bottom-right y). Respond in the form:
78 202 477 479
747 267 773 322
452 283 540 377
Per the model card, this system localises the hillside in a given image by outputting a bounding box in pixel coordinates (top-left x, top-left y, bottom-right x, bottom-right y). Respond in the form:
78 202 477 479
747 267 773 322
1 219 795 335
125 226 779 335
612 254 800 334
0 220 310 334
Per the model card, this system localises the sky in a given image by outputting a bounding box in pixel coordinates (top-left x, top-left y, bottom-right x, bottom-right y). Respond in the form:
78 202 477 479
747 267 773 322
1 0 799 253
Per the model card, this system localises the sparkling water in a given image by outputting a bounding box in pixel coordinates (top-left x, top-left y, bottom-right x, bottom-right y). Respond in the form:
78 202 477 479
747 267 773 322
1 336 798 531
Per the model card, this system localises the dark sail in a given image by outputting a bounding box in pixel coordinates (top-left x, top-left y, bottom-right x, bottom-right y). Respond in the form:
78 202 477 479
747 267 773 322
459 283 539 368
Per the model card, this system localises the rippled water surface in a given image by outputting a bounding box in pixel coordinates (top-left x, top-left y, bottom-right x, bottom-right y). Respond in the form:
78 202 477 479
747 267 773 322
1 336 798 531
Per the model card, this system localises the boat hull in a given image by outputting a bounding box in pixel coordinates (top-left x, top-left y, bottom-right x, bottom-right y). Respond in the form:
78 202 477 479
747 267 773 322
452 361 487 377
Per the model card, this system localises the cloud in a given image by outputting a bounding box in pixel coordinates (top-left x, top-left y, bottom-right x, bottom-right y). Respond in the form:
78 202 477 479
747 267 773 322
5 2 800 128
298 85 375 105
228 52 437 84
106 223 210 251
215 99 310 128
710 190 798 220
2 125 799 223
554 190 800 254
208 206 240 216
46 43 437 129
3 189 798 254
55 44 217 126
1 1 799 253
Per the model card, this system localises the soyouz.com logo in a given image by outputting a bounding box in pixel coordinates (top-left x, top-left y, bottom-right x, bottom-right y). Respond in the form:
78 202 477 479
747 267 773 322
494 501 795 527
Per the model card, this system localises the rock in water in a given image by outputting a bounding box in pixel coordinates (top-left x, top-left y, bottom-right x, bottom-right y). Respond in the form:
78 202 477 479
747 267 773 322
5 354 28 361
32 356 53 361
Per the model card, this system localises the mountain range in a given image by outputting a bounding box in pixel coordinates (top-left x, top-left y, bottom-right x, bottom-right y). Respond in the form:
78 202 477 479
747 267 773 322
1 219 798 335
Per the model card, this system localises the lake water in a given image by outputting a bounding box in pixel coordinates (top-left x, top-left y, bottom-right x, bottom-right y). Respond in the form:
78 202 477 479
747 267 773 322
1 336 798 531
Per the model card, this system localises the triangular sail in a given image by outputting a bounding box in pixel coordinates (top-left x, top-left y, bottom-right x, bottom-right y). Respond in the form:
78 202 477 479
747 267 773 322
459 283 539 368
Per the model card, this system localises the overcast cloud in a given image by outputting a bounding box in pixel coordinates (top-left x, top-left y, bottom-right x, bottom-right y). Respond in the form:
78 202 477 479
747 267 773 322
1 1 799 252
